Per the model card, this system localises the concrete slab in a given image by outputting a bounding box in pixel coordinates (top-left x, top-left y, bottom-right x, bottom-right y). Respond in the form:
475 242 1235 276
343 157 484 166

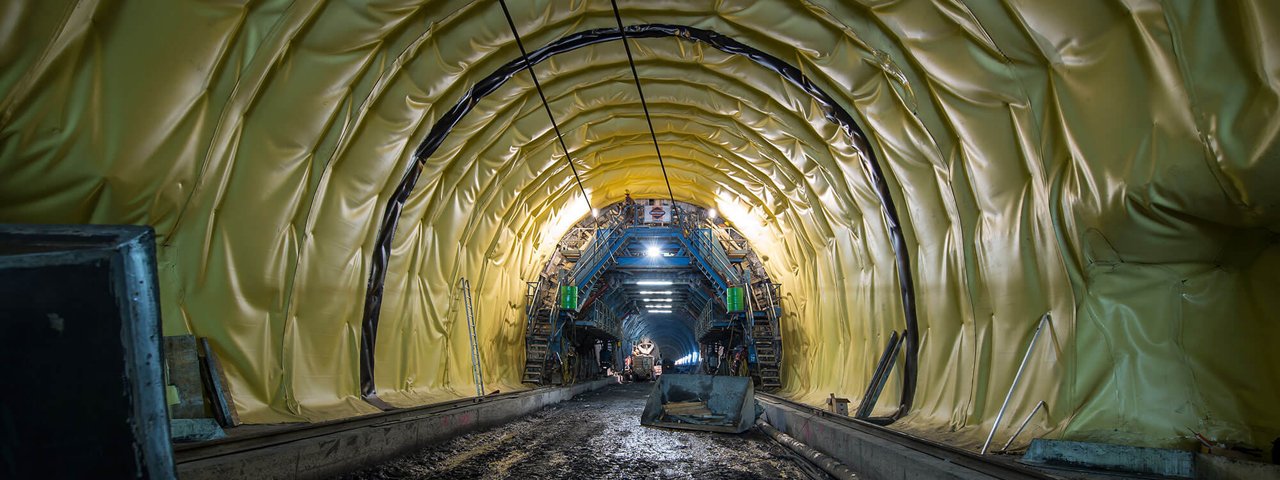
176 379 612 479
1020 439 1280 480
1197 452 1280 480
757 396 1048 480
1021 439 1194 478
171 419 227 443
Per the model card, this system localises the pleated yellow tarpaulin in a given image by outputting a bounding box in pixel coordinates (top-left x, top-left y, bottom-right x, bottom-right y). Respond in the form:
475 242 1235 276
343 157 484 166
1 0 1277 452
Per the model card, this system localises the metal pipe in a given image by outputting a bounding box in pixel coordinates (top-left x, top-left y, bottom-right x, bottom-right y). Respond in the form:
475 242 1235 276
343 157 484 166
758 420 858 480
997 400 1047 453
981 313 1050 455
856 331 901 419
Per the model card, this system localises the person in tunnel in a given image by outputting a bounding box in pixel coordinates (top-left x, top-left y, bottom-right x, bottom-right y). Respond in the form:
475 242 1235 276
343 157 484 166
704 344 722 375
599 342 614 370
622 190 638 225
730 345 749 377
622 354 632 382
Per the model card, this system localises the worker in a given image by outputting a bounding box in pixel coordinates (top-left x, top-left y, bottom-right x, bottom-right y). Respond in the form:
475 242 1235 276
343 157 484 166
623 355 633 382
731 346 749 377
623 191 637 224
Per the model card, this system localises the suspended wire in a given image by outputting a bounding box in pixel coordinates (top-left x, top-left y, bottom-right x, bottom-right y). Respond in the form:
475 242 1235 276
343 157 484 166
498 0 593 212
609 0 677 207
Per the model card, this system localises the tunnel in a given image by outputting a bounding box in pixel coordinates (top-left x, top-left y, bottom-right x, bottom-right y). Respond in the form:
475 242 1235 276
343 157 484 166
1 1 1278 479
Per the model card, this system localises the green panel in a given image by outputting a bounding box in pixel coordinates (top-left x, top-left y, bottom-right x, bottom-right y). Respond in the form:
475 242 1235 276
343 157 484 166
560 286 578 310
726 287 744 312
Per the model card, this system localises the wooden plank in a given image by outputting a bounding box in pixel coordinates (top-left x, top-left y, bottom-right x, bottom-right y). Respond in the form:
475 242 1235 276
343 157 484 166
164 335 209 419
198 338 241 427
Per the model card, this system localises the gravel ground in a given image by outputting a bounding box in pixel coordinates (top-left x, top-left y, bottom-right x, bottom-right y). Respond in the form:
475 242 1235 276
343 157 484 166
340 382 823 480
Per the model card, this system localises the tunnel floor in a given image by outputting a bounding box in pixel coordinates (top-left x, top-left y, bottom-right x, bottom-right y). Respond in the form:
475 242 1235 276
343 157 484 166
340 382 821 479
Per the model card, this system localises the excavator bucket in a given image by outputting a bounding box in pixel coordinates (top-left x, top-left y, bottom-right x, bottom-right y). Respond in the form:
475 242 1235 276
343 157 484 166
640 374 758 433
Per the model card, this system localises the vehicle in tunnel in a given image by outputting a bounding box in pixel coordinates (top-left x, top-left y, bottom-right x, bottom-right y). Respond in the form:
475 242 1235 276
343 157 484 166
628 338 660 381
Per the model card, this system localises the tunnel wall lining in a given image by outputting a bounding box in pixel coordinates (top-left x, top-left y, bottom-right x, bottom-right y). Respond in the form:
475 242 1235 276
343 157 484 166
1 0 1277 455
356 23 919 413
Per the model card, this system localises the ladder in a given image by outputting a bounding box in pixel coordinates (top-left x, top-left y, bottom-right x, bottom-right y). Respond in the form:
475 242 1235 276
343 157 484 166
749 281 782 390
460 278 484 397
522 275 559 384
683 227 739 298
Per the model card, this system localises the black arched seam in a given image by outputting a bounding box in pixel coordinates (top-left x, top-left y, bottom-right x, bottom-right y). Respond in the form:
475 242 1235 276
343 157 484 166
359 24 920 415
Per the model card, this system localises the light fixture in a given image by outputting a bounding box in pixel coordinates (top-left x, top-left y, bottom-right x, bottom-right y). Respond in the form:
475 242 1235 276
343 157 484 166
706 208 717 219
636 280 671 285
592 208 600 218
642 298 672 302
648 309 672 314
638 290 673 295
645 246 661 258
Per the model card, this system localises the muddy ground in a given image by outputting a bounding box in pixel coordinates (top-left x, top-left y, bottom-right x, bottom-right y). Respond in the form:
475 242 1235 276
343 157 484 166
340 382 825 479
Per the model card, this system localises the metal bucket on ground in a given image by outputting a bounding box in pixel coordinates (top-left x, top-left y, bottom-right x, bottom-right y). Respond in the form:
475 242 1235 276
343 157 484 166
640 374 758 433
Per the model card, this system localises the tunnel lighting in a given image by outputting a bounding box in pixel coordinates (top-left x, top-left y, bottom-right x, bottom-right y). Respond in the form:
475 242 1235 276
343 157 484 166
706 208 717 219
676 352 700 365
636 280 672 285
648 309 672 314
645 246 661 257
716 196 766 240
637 290 673 295
642 298 672 303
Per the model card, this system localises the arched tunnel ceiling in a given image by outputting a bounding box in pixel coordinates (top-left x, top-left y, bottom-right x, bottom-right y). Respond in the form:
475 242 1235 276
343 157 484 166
1 0 1278 451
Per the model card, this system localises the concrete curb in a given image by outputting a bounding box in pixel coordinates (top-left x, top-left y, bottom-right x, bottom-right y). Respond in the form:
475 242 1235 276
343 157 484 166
177 379 613 479
758 396 1009 480
1022 438 1280 480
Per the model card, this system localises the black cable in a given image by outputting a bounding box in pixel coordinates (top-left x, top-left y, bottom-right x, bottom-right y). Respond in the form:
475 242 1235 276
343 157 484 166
498 0 593 212
609 0 677 207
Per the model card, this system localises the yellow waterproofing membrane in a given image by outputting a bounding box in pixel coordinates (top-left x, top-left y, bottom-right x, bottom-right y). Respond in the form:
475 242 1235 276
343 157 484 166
1 0 1277 452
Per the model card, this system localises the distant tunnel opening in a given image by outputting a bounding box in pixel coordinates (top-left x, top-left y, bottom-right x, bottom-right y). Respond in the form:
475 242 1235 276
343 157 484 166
521 197 782 388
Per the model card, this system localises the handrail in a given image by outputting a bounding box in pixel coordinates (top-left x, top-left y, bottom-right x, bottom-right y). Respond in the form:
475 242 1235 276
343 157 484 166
545 283 564 341
524 281 538 338
685 227 739 288
569 219 626 287
549 304 568 341
743 281 755 344
763 282 782 369
526 278 546 317
524 275 558 346
583 302 622 339
694 299 713 339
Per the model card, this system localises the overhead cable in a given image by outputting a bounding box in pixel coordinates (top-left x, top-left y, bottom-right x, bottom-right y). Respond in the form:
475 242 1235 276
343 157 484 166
609 0 677 206
498 0 593 211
